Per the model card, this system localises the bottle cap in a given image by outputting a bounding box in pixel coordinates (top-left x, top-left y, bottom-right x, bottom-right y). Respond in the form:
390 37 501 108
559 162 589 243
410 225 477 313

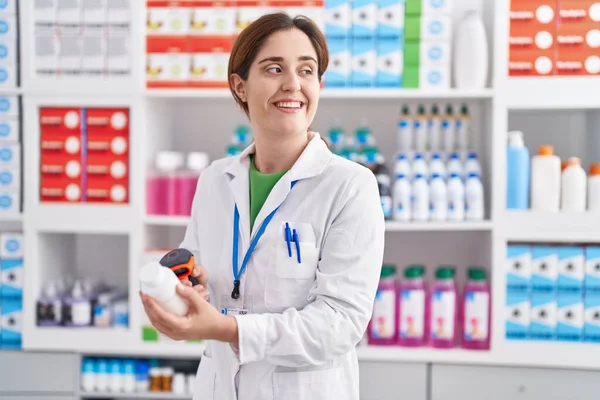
401 104 410 115
450 152 460 160
590 162 600 176
404 265 425 278
561 160 569 171
414 153 424 160
187 152 209 172
417 104 426 114
460 103 469 115
468 267 486 281
468 172 480 179
432 103 439 115
396 173 407 180
415 173 424 180
565 157 581 168
431 152 441 160
467 152 478 159
381 264 396 278
507 131 524 147
156 151 184 172
538 144 554 156
431 173 441 179
71 280 85 298
139 261 180 303
45 280 58 297
435 266 455 279
397 153 408 160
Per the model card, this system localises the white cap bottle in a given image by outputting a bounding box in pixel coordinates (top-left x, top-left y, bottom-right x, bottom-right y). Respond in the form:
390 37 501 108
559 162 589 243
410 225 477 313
588 163 600 212
187 152 209 173
155 151 184 175
139 262 189 317
561 157 587 212
429 173 448 221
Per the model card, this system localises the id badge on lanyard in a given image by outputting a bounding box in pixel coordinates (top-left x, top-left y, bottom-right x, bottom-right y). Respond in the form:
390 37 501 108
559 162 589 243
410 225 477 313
220 295 253 316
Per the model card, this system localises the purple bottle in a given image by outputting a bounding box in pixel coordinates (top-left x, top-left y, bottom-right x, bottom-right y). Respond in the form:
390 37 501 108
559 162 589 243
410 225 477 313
462 267 491 350
429 266 458 348
398 265 428 347
368 265 398 346
36 280 63 326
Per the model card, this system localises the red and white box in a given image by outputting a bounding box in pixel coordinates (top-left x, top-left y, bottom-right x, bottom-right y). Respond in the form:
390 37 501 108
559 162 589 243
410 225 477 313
555 48 600 75
188 0 237 37
557 22 600 49
85 108 129 204
558 1 600 24
188 37 233 87
510 0 557 25
146 37 191 88
508 48 557 76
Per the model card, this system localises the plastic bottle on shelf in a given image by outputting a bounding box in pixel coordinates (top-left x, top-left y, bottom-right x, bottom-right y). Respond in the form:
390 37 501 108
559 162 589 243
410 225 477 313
63 280 92 327
588 163 600 211
327 118 345 154
429 152 447 180
412 173 430 221
394 153 412 178
398 105 413 151
122 359 136 393
146 151 184 216
393 173 412 222
462 267 491 350
530 145 561 212
234 125 252 149
442 104 456 153
368 265 398 346
429 104 442 152
454 10 489 89
355 118 372 149
447 152 464 179
414 104 428 152
108 359 123 392
178 152 209 216
464 151 482 176
561 157 587 212
465 172 484 220
412 153 429 181
506 130 530 210
139 261 189 316
429 266 458 348
398 265 428 347
36 280 63 326
95 358 109 392
456 104 471 150
429 173 448 221
447 173 466 221
135 360 150 392
81 358 96 392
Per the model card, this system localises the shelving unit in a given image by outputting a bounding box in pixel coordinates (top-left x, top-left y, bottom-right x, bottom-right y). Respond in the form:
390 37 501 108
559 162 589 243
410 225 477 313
80 393 191 400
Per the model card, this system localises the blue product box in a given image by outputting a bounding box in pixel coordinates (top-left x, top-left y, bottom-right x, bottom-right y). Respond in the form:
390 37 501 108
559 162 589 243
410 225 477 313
506 245 531 293
0 258 22 298
352 0 377 38
558 246 585 294
376 37 403 87
584 294 600 342
505 292 530 340
530 293 556 341
377 0 405 38
531 246 558 294
324 37 351 87
0 296 21 348
351 37 377 87
585 246 600 294
324 0 352 38
557 294 584 342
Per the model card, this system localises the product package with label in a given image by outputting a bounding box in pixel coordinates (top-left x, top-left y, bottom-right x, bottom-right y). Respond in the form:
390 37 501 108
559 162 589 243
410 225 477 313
0 232 23 350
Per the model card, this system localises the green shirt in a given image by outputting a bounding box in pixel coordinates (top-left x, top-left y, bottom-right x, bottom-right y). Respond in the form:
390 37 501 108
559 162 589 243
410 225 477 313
249 155 289 231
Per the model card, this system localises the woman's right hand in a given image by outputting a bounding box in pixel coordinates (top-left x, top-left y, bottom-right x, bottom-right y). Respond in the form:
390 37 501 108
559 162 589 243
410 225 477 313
182 264 209 301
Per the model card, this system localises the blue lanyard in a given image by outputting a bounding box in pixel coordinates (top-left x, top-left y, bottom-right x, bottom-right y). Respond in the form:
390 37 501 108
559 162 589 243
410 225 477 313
231 181 297 299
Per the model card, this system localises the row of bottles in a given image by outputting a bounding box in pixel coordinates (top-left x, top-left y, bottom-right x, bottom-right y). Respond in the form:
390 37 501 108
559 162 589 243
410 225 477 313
368 265 491 350
507 131 600 212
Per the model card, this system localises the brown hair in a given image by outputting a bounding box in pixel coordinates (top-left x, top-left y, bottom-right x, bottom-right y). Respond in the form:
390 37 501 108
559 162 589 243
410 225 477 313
228 12 329 117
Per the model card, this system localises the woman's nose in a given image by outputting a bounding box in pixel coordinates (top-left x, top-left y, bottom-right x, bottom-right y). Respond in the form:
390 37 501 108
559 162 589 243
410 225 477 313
281 72 301 92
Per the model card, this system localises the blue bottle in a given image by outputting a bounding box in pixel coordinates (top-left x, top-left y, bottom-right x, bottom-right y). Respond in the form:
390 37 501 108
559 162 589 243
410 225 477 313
507 131 530 209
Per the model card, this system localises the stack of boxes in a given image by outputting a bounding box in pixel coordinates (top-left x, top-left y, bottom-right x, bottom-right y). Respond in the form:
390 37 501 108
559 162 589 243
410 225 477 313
403 0 452 88
0 232 23 350
0 95 20 216
39 107 130 204
505 244 600 343
509 0 600 77
0 1 18 89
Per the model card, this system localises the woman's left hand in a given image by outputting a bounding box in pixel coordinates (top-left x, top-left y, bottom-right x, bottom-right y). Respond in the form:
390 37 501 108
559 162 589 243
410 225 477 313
140 284 237 343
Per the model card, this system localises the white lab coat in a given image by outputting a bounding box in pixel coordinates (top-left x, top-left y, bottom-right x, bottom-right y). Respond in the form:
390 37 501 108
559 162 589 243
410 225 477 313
180 131 385 400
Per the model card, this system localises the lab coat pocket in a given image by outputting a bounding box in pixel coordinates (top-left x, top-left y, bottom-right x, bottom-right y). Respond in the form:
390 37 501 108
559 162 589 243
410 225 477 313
193 353 216 400
273 368 346 399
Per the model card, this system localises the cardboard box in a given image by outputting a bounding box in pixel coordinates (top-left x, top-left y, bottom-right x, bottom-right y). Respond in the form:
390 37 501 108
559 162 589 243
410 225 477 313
508 48 556 76
509 0 557 25
377 0 405 38
557 22 600 49
558 246 585 294
558 0 600 24
556 49 600 75
189 1 238 36
324 37 351 87
557 294 584 341
146 38 192 87
509 23 555 50
531 246 558 293
505 292 530 340
506 245 532 293
0 233 22 259
146 5 192 36
0 259 22 298
324 0 352 38
352 0 378 38
585 246 600 294
188 37 232 87
530 293 556 340
351 37 377 87
584 293 600 342
377 37 403 87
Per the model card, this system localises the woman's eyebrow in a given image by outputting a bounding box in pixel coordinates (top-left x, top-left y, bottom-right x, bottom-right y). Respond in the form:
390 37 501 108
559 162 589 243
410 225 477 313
257 56 318 64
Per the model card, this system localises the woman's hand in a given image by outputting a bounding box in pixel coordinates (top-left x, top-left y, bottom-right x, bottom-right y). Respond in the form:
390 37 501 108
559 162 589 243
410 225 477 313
140 283 239 344
181 264 209 301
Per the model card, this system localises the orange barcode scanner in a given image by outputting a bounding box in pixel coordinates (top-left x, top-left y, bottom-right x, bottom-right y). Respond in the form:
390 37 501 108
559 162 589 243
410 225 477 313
159 248 200 286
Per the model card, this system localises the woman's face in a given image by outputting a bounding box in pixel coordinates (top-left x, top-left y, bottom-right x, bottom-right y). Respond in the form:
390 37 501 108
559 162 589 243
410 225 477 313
232 28 321 139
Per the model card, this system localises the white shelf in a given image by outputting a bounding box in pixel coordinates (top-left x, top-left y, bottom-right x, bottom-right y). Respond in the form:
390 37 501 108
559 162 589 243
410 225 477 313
29 204 135 234
357 345 495 365
80 391 190 399
501 210 600 243
144 88 495 100
145 215 190 227
505 78 600 110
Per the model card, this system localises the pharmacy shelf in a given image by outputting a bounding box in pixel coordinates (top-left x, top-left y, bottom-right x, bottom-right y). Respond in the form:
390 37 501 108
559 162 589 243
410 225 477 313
357 345 495 365
0 213 23 222
29 204 135 234
145 215 190 227
80 392 190 399
501 210 600 243
504 78 600 110
144 88 495 100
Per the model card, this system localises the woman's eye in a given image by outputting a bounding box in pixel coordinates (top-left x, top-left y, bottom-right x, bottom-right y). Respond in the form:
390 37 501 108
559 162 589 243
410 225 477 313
301 69 313 75
267 67 282 73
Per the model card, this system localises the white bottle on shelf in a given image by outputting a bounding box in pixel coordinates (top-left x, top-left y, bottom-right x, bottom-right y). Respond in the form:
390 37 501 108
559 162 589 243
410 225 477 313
429 104 442 152
412 153 429 181
139 261 189 316
447 152 464 179
398 105 413 151
530 144 561 212
588 163 600 212
453 10 489 89
412 173 430 221
465 172 484 220
394 153 412 178
414 104 428 152
442 104 456 153
561 157 587 212
429 152 447 180
393 174 412 222
447 173 466 221
464 151 482 176
429 173 448 221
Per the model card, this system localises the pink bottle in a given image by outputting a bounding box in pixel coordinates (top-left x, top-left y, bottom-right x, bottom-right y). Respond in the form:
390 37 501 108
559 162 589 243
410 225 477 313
177 152 209 216
398 265 428 347
429 266 458 348
146 151 184 216
368 265 398 346
462 267 491 350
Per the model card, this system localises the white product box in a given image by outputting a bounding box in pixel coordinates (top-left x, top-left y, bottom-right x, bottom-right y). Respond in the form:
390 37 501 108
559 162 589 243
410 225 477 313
420 40 451 66
146 7 191 36
422 0 453 15
506 245 532 293
376 37 403 87
58 34 83 74
557 294 584 341
189 53 230 83
107 30 130 74
531 245 558 293
558 246 585 293
58 0 82 25
377 0 405 38
418 64 450 88
0 233 23 259
0 0 17 15
421 15 452 41
324 37 351 87
0 167 19 191
0 96 18 118
35 30 59 75
0 15 17 38
0 118 20 142
351 37 377 87
146 52 191 83
107 0 130 25
505 292 530 340
81 32 106 74
82 0 107 25
0 65 16 89
189 7 237 36
0 142 19 167
530 294 556 340
324 0 352 38
34 0 58 26
352 0 378 37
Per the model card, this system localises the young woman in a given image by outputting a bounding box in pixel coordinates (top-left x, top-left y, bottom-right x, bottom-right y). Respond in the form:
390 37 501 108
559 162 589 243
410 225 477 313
140 12 385 400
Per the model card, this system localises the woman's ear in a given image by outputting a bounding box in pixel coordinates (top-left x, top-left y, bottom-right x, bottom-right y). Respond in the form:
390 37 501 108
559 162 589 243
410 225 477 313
229 74 247 102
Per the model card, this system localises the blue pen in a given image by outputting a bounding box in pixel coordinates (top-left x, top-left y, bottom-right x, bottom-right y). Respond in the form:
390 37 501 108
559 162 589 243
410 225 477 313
285 222 292 257
293 229 301 263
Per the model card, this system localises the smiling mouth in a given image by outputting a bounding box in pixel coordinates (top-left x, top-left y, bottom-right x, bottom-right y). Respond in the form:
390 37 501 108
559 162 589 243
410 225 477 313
274 101 305 110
